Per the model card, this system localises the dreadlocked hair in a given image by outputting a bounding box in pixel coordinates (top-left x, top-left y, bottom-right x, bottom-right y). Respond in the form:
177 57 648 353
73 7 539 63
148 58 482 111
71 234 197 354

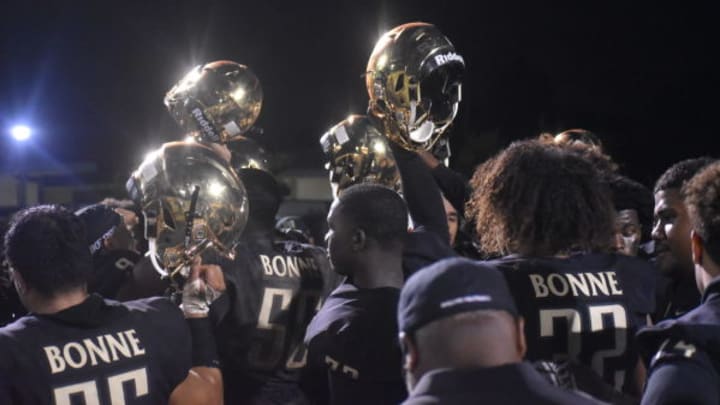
466 139 615 257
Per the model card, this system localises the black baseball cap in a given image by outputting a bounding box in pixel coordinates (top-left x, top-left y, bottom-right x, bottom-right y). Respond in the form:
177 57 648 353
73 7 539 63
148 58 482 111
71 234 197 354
75 204 121 256
398 257 518 334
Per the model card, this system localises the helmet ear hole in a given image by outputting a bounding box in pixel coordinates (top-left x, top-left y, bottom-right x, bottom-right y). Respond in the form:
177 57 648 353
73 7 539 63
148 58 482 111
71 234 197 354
161 201 177 230
375 99 387 112
395 74 405 91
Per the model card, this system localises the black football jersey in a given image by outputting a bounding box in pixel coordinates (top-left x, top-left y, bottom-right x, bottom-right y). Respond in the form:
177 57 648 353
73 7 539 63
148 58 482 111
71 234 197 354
402 363 603 405
0 294 191 405
652 274 701 323
488 253 656 393
304 282 406 405
211 232 339 404
636 277 720 404
89 249 142 299
403 229 457 279
0 282 26 327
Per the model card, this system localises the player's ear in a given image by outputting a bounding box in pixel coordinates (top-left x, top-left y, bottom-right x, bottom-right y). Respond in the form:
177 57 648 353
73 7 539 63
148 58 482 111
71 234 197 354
10 268 27 296
516 316 527 360
399 332 418 371
351 229 366 251
691 230 704 266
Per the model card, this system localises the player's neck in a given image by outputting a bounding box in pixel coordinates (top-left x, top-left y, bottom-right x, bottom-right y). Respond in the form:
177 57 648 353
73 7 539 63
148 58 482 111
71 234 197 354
353 254 403 289
28 288 89 315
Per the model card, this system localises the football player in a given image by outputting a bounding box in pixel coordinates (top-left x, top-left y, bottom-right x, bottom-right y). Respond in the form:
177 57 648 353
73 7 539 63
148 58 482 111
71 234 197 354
320 22 463 276
651 157 717 321
164 63 339 403
211 168 338 404
637 161 720 404
467 139 656 402
606 175 654 258
305 184 409 404
398 257 603 404
0 205 223 405
0 218 26 326
75 203 142 299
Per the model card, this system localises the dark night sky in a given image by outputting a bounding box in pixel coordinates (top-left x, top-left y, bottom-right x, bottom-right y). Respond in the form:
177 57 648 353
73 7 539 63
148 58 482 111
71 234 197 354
0 1 717 188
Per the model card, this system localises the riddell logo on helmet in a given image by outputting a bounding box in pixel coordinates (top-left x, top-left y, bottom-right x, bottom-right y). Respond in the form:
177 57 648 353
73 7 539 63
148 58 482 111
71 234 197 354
191 108 220 142
434 52 464 66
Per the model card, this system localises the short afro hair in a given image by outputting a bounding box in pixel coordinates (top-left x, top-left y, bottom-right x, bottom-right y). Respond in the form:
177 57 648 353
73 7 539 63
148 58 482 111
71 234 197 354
336 183 408 247
606 174 654 242
654 157 717 194
4 205 92 297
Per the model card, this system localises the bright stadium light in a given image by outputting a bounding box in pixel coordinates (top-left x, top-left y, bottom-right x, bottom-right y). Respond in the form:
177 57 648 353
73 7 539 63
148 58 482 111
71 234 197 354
10 125 32 141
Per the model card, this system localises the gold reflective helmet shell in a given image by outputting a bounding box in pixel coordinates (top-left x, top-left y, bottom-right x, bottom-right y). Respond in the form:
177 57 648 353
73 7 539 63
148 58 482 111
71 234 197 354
553 128 603 151
126 141 249 278
366 22 465 151
320 115 403 198
164 60 263 144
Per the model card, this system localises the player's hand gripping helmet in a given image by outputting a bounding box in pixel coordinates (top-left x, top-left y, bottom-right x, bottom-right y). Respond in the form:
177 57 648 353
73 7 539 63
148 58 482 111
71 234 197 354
164 60 263 144
127 142 249 280
366 22 465 151
320 115 403 197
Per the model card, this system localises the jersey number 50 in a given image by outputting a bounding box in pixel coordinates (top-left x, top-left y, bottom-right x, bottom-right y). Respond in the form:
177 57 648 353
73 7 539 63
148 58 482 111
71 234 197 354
248 287 321 370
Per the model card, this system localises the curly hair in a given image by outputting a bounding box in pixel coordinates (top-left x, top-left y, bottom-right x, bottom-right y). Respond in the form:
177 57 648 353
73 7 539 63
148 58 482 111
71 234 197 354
4 205 92 297
683 162 720 266
466 139 615 256
606 174 654 242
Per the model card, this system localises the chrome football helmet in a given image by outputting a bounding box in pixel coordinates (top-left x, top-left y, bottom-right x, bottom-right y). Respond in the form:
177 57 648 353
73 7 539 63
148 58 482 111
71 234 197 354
366 22 465 151
320 115 403 197
126 141 249 279
164 60 263 144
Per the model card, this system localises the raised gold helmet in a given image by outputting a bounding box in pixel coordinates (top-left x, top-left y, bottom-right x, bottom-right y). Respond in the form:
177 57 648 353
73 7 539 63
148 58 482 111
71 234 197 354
164 60 263 144
126 141 249 279
320 115 403 197
366 22 464 151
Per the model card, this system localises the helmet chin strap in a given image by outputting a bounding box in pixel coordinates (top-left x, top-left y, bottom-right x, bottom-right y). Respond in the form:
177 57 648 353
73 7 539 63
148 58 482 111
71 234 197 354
406 98 435 144
409 100 417 125
417 99 459 146
147 238 168 277
148 237 209 282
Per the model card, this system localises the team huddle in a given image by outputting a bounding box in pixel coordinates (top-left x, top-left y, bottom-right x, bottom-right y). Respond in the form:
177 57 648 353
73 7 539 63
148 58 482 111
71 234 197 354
1 21 719 405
